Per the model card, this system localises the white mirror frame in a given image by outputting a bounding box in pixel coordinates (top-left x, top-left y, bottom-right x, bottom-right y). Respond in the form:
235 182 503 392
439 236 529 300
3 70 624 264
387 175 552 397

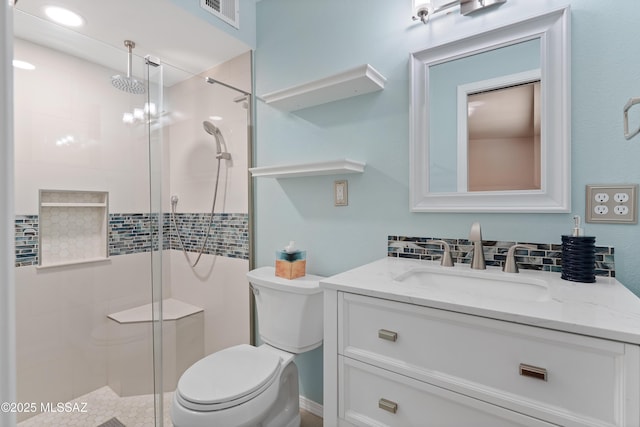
410 6 570 212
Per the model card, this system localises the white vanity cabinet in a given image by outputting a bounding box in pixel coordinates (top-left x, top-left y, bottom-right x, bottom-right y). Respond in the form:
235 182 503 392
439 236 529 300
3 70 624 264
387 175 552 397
340 356 556 427
321 259 640 427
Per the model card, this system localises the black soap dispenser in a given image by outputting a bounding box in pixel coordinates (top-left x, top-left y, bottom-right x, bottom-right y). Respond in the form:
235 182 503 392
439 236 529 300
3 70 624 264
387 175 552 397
561 215 596 283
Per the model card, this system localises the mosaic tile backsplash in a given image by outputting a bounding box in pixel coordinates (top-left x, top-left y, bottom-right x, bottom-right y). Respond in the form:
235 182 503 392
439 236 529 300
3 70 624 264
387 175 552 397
15 212 249 267
388 235 616 277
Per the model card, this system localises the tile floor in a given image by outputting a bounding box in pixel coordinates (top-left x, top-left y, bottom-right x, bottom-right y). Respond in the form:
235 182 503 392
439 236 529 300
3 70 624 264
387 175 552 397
17 386 323 426
17 386 169 427
301 409 323 427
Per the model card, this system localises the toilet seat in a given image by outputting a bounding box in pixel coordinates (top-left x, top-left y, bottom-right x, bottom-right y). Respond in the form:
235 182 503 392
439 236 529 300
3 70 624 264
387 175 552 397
176 344 282 412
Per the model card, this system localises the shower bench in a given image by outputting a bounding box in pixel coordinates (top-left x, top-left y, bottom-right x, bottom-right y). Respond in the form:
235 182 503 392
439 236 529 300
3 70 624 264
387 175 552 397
106 298 204 396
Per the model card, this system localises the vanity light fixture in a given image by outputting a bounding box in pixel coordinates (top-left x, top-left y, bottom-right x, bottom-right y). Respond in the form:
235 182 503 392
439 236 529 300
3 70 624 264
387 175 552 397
412 0 506 24
44 6 85 27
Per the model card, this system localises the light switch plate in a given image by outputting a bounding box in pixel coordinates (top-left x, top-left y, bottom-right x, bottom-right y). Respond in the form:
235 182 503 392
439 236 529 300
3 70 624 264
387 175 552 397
334 180 348 206
586 184 638 224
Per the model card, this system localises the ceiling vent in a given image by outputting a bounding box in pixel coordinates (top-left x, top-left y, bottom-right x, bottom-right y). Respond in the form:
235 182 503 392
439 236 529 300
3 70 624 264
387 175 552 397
200 0 239 29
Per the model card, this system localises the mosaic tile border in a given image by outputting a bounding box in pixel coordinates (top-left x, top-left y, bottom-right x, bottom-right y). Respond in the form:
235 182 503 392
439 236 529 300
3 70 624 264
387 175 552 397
14 212 249 267
168 213 249 260
388 235 615 277
109 213 158 256
15 215 39 267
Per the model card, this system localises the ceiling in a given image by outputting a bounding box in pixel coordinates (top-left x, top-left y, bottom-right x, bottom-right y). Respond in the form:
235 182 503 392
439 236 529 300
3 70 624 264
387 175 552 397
13 0 252 86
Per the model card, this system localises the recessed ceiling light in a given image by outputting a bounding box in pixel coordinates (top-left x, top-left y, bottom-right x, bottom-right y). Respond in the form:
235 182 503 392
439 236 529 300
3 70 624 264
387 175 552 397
44 6 84 27
12 60 35 70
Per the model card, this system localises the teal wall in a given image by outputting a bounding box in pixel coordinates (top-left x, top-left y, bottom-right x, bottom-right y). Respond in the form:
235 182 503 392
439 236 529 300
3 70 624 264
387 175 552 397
254 0 640 405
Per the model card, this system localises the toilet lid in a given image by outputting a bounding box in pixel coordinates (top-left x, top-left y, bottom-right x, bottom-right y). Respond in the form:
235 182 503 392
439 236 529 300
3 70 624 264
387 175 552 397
177 344 281 406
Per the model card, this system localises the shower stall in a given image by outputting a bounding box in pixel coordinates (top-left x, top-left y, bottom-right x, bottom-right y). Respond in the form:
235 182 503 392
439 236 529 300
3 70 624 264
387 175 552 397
12 7 252 427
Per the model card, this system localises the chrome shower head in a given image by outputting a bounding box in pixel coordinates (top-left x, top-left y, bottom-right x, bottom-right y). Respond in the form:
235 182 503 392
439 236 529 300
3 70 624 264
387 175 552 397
202 121 231 160
203 120 220 136
111 40 145 95
111 75 145 94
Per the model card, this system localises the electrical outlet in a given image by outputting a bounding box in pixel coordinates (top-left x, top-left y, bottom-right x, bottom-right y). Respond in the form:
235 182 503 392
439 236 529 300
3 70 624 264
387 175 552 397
593 205 609 215
614 192 629 203
594 193 609 203
614 205 629 215
586 184 638 224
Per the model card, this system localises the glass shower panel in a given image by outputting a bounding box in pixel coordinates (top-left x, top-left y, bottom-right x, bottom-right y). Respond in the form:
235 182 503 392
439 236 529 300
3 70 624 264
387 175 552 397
13 9 161 427
159 54 253 425
146 56 165 427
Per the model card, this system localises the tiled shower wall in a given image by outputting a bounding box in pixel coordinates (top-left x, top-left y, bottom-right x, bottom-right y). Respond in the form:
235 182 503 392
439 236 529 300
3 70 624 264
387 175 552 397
15 212 249 267
388 235 616 277
13 39 252 418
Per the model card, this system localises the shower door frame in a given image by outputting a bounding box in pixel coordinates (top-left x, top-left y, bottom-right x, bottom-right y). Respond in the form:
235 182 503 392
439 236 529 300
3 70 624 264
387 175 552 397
1 2 17 424
146 55 165 427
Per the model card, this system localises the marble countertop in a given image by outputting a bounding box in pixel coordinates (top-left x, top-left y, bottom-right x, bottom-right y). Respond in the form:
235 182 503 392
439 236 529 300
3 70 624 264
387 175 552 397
320 257 640 345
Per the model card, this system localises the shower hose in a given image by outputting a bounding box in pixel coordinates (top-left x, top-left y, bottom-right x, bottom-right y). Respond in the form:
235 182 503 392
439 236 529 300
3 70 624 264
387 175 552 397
170 157 222 268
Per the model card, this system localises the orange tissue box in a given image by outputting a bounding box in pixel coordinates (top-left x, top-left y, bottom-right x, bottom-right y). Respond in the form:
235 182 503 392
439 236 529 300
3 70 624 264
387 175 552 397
275 259 306 280
275 249 306 280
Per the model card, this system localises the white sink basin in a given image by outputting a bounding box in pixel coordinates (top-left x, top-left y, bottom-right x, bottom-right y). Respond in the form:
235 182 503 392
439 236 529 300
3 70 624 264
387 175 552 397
394 266 550 302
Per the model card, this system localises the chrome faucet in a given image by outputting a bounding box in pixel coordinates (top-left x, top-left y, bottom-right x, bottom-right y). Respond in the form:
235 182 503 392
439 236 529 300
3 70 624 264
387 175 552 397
426 240 454 267
503 244 536 273
469 222 486 270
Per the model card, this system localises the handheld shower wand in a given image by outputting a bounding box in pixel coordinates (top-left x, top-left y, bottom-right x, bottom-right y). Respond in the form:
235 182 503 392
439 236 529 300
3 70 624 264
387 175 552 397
202 121 231 160
171 122 231 268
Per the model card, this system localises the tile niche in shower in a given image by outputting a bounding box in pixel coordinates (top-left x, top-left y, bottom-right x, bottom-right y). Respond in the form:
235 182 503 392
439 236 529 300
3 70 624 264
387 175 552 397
38 189 109 267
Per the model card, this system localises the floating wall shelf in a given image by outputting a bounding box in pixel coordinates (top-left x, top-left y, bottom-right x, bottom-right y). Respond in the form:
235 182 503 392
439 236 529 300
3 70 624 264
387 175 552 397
249 159 366 179
261 64 386 111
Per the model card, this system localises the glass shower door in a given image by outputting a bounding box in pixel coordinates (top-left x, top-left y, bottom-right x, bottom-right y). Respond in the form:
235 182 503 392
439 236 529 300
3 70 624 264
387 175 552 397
13 10 165 426
146 55 165 427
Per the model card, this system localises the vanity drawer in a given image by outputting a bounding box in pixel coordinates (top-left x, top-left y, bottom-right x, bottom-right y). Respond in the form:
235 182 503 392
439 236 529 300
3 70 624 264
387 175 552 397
339 293 637 426
339 356 557 427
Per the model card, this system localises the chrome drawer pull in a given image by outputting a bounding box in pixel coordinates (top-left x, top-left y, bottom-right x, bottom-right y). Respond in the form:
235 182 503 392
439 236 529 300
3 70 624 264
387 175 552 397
378 329 398 342
378 398 398 414
519 363 547 381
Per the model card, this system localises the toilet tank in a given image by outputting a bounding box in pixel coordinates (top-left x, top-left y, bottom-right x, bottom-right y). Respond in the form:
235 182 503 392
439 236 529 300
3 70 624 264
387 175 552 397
247 267 324 354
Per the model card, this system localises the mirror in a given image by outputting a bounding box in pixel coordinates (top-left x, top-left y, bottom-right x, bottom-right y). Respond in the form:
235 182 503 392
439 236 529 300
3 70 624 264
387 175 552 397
410 7 570 212
461 69 541 192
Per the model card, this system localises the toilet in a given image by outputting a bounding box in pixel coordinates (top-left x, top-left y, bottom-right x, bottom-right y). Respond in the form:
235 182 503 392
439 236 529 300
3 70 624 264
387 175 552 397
171 266 325 427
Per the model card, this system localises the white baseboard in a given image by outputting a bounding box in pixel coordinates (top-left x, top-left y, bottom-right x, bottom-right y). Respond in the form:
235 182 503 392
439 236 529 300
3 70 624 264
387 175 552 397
299 396 323 418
